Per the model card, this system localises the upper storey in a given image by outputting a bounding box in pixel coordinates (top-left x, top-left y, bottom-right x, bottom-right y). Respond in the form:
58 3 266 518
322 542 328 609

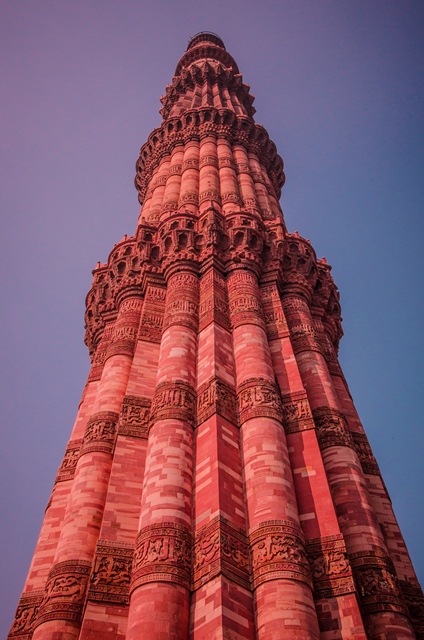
159 32 255 120
135 33 285 211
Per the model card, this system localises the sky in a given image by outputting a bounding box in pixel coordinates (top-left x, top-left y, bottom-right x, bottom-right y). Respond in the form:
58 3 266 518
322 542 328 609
1 0 423 634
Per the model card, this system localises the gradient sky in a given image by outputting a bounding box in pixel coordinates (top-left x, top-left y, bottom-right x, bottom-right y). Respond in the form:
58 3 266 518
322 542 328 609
1 1 423 634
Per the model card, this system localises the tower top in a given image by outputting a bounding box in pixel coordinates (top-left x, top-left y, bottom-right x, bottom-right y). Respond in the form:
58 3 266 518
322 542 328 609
187 32 226 50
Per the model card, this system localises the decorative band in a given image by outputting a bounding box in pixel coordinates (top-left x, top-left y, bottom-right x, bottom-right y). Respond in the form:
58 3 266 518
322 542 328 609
8 590 44 639
150 381 196 427
399 581 424 635
197 376 238 426
131 523 192 592
350 550 409 617
237 378 282 424
34 560 91 627
192 516 250 591
312 406 354 450
87 540 134 605
281 391 314 434
351 432 380 475
118 395 151 439
306 534 355 599
80 411 119 456
249 520 312 589
55 440 83 482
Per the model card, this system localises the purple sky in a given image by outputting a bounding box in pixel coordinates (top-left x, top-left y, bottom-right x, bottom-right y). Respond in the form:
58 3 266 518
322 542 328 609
1 1 423 634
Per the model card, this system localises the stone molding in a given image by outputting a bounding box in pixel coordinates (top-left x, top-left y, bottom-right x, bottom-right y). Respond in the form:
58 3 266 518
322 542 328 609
150 381 196 427
79 411 119 457
249 520 312 590
237 378 282 424
312 406 355 451
281 391 315 434
87 540 134 605
34 560 91 628
306 534 355 599
131 523 192 592
197 376 238 427
350 550 409 617
8 590 44 639
351 432 380 475
55 440 83 483
192 516 250 591
118 395 151 439
138 283 166 343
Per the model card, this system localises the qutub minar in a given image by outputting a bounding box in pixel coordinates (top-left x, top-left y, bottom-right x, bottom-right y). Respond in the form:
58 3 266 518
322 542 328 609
9 33 424 640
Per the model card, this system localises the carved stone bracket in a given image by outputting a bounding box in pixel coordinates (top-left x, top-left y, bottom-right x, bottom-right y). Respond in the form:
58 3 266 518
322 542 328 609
79 411 119 457
350 550 409 617
34 560 91 628
351 432 380 475
150 381 196 428
312 406 355 450
8 590 44 639
281 391 314 434
306 534 355 600
192 516 250 590
237 378 282 424
197 376 238 426
55 440 83 483
131 523 192 591
118 396 151 439
400 581 424 639
249 520 312 590
87 540 134 605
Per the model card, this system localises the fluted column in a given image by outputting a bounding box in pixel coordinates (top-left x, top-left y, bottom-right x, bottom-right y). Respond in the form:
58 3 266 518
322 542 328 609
199 134 220 213
31 294 143 640
217 136 241 213
281 290 416 639
127 268 199 640
180 140 200 214
227 266 321 640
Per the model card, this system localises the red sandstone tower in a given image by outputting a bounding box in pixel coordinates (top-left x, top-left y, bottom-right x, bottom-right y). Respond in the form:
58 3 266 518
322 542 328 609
9 32 424 640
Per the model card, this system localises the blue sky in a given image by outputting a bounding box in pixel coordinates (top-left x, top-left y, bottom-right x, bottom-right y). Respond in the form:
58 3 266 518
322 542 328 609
1 1 423 634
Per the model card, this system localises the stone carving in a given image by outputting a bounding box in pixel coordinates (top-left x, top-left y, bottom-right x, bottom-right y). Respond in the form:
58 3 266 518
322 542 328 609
400 582 424 638
34 560 91 627
80 411 118 456
197 376 238 426
118 396 151 438
88 540 134 604
312 406 354 450
8 591 43 639
55 440 82 482
150 381 196 427
138 283 166 343
238 378 282 423
281 392 314 434
249 520 311 589
352 432 380 475
260 282 289 340
131 523 192 591
193 517 250 590
306 534 355 599
350 551 408 617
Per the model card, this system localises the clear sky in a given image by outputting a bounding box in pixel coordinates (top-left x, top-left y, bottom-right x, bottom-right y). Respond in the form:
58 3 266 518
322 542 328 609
1 1 423 634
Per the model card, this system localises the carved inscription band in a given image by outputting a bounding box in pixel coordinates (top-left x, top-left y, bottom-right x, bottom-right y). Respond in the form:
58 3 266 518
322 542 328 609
150 381 196 427
8 591 43 639
281 391 314 434
312 406 354 450
80 411 119 456
131 523 192 592
118 395 151 439
55 439 82 483
197 376 238 426
237 378 282 424
88 540 134 605
306 534 355 600
34 560 91 628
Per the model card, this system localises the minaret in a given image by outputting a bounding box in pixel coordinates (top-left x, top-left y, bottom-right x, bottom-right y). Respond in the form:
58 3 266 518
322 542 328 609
9 32 424 640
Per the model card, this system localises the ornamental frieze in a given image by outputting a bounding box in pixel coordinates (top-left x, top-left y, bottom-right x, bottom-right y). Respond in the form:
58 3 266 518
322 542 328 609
192 517 250 590
350 550 408 617
249 520 311 589
312 406 354 450
306 534 355 599
197 376 238 426
8 590 43 639
400 582 424 638
118 396 151 438
150 381 196 427
237 378 282 424
131 523 192 591
80 411 118 456
55 440 82 482
34 560 91 628
281 392 314 434
351 432 380 475
88 540 134 604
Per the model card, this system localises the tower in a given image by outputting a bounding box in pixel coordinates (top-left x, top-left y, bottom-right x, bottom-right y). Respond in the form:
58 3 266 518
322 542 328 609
9 31 423 640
